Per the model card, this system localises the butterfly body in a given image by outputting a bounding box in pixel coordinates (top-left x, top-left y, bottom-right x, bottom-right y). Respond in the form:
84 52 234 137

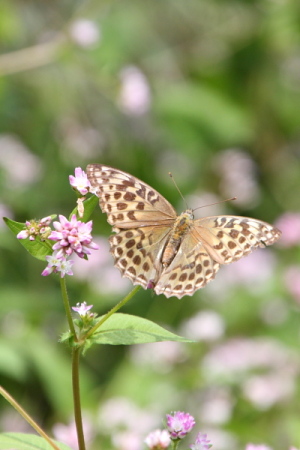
162 209 194 267
87 164 281 298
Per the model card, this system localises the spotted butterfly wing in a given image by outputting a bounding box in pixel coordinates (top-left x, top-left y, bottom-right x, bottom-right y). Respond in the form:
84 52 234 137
86 164 281 298
86 164 177 290
153 215 280 297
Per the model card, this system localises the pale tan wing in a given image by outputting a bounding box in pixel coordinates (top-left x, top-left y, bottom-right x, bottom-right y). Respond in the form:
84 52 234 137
154 215 280 299
86 164 177 229
154 230 220 299
109 225 171 288
192 215 281 264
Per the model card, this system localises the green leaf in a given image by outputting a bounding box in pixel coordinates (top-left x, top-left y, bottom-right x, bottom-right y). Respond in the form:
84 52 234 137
69 194 99 222
0 433 71 450
3 218 52 261
155 82 253 145
91 313 194 345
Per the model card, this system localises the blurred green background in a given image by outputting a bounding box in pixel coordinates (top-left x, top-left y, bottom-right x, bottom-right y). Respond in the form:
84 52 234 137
0 1 300 449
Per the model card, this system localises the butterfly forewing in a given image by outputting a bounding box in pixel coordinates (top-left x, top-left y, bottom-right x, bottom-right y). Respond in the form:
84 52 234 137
86 164 176 229
87 164 281 299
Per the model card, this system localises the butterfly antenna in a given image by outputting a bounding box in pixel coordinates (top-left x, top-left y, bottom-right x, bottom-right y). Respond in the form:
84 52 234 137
192 197 237 213
169 172 189 209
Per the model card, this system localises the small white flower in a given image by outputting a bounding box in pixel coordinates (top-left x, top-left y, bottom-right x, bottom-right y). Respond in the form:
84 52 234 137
144 429 171 449
72 302 93 316
69 167 91 195
42 252 74 278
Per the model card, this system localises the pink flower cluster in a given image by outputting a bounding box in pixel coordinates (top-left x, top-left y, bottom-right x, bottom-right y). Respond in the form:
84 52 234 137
17 216 52 241
145 411 201 450
190 432 211 450
166 411 195 439
17 167 99 278
49 214 98 259
42 214 99 277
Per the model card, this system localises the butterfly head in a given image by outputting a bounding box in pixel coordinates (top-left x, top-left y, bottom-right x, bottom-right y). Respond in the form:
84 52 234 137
176 209 194 232
182 209 194 220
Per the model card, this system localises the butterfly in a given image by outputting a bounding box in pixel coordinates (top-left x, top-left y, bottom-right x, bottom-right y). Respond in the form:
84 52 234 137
86 164 281 299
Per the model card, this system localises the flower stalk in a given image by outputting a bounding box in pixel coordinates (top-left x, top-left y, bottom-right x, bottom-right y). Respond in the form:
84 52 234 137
72 347 86 450
0 386 61 450
60 276 77 339
85 285 141 339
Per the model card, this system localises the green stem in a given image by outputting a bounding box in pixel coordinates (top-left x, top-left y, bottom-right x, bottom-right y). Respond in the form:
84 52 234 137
0 35 65 76
60 277 77 339
171 439 180 450
85 285 141 339
0 386 61 450
68 285 140 450
72 348 86 450
60 277 85 449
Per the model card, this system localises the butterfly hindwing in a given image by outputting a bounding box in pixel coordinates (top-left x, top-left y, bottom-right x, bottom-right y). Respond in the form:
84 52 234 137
109 225 172 289
154 229 220 298
193 216 281 265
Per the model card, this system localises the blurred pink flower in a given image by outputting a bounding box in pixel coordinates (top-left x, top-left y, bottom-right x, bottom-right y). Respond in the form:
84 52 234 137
207 248 277 298
52 416 94 449
98 397 158 434
72 236 131 294
70 19 101 48
58 117 103 160
203 428 236 450
215 148 260 207
130 341 187 373
203 338 299 411
0 409 31 433
190 432 211 450
0 134 42 187
180 310 225 342
118 66 151 116
226 249 276 287
284 265 300 303
242 371 295 409
275 212 300 247
0 203 13 227
198 388 233 425
186 191 225 216
98 397 139 431
145 429 171 449
112 430 141 450
203 337 298 377
156 151 195 188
